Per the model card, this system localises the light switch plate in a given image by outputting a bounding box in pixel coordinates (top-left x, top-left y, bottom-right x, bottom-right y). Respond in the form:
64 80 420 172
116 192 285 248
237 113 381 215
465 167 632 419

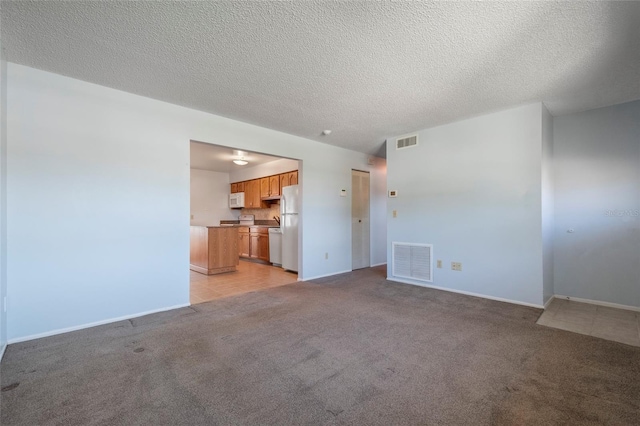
340 189 347 197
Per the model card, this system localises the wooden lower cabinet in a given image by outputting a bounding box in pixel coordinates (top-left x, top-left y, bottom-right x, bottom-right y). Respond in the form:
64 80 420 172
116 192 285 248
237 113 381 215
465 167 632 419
256 232 269 262
239 227 270 262
190 226 239 275
238 227 250 257
250 233 260 259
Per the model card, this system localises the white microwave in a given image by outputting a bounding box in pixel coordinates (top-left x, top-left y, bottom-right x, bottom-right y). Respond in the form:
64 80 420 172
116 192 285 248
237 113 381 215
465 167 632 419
229 192 245 209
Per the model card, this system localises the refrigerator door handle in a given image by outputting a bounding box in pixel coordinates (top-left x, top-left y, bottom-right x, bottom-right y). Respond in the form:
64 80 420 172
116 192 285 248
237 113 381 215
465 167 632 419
281 194 286 216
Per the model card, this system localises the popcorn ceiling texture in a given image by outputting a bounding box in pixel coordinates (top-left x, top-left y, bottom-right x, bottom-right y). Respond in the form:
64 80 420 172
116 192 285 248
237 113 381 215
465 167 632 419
3 1 640 155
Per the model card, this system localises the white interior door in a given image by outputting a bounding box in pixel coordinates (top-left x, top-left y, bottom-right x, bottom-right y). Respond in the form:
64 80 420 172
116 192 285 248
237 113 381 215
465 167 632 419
352 170 370 270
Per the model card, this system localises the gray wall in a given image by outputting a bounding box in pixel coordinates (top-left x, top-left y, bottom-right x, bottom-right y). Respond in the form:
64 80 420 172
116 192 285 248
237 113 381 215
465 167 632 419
541 105 554 304
553 100 640 308
387 103 544 307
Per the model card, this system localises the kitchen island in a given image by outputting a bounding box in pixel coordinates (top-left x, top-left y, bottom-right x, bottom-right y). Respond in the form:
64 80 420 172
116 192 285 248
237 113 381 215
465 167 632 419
190 226 239 275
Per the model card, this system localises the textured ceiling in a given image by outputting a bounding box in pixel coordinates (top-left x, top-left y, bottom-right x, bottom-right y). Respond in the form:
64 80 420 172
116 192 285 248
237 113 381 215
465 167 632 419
3 1 640 155
190 142 281 173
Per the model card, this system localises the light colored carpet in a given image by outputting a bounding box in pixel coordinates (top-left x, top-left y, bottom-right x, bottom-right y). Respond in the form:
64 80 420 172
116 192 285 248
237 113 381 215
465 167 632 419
2 266 639 425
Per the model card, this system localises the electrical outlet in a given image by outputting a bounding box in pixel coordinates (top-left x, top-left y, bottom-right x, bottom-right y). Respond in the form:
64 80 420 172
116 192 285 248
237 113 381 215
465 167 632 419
325 252 328 260
392 210 397 218
451 262 462 272
437 260 442 268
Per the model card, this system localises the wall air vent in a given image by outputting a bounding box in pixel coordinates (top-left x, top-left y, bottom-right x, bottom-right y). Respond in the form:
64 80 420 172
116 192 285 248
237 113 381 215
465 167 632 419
396 134 418 150
392 242 433 282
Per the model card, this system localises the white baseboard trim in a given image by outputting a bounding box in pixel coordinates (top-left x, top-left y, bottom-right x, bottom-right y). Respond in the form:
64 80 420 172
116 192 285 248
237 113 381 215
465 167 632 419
543 296 555 310
0 342 6 363
553 295 640 312
7 303 191 344
300 270 353 282
386 277 544 309
370 262 387 267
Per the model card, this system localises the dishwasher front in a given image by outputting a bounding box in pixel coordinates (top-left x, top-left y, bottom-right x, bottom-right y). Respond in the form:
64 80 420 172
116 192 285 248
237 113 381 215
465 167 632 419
268 227 282 266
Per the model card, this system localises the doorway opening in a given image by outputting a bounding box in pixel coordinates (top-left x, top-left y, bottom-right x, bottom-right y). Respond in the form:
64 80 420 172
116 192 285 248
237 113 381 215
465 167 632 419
352 169 370 270
189 141 300 304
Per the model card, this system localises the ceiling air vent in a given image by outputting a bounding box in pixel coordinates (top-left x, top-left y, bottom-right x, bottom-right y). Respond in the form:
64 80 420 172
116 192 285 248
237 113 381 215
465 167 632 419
392 242 433 282
396 134 418 150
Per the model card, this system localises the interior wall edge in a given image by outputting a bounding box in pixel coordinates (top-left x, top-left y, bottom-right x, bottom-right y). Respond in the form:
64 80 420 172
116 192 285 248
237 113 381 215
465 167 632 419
386 277 545 310
551 294 640 313
299 269 353 282
7 303 191 345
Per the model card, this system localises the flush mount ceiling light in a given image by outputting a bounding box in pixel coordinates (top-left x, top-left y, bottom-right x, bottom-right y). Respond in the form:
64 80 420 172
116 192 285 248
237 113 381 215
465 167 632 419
233 158 248 166
232 149 249 165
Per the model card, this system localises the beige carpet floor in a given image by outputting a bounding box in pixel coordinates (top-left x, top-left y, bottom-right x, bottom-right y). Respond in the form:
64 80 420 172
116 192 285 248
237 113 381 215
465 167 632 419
2 266 639 425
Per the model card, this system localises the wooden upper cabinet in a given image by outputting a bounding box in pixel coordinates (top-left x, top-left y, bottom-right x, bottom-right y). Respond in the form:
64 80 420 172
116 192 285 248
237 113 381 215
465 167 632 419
280 173 290 189
231 172 296 208
280 170 297 188
230 181 246 194
250 179 262 209
269 175 280 196
288 171 298 186
244 179 255 207
260 177 270 198
251 179 263 208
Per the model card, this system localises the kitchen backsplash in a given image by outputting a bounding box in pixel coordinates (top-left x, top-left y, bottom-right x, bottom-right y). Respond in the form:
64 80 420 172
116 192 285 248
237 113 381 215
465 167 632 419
241 204 280 220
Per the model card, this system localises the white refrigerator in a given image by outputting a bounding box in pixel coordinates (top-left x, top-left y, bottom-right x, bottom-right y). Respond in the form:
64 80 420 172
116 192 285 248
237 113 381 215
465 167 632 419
280 184 299 272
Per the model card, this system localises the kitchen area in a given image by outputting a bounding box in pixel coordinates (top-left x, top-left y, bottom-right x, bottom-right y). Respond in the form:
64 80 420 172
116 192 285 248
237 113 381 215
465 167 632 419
189 142 300 304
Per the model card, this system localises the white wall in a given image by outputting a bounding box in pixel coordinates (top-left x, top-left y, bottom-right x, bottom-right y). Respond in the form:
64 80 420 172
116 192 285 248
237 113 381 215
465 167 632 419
7 63 386 341
387 104 545 307
0 23 8 356
190 169 238 226
553 100 640 308
369 157 387 266
541 105 554 304
228 158 298 183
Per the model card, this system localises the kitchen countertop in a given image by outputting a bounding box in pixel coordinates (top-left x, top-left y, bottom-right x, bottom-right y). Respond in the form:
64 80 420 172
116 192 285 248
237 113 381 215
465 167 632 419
219 220 280 228
218 224 280 228
190 225 241 228
190 220 280 228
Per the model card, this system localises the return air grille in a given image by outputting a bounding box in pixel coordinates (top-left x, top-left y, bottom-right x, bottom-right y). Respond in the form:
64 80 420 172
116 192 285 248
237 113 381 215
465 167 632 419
392 242 433 282
396 135 418 149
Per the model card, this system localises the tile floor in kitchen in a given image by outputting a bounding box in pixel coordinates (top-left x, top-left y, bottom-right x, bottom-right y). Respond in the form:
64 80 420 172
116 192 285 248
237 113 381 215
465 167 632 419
190 259 298 304
537 298 640 347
